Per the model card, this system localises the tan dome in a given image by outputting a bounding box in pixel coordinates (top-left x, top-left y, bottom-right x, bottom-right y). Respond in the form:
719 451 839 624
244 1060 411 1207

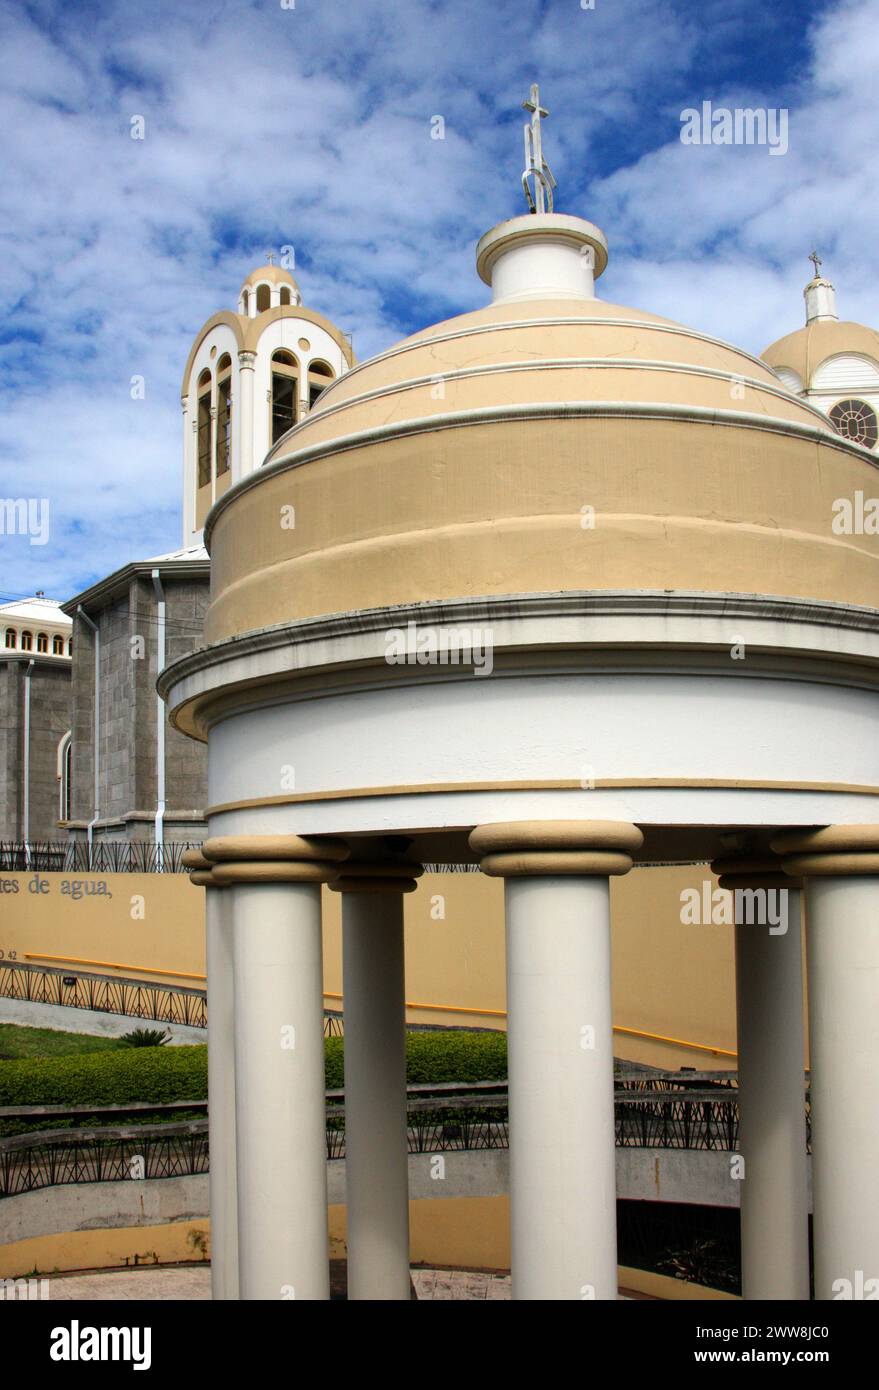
203 294 879 645
269 295 825 453
762 319 879 390
242 263 300 294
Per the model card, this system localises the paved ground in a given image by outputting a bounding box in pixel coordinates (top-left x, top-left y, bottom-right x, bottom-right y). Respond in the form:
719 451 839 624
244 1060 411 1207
42 1265 514 1300
38 1267 650 1300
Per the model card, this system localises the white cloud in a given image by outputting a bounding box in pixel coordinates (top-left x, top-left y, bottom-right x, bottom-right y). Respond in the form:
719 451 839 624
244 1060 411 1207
0 0 875 601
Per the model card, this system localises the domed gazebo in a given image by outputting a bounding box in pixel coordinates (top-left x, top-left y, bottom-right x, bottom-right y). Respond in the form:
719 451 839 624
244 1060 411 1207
164 134 879 1302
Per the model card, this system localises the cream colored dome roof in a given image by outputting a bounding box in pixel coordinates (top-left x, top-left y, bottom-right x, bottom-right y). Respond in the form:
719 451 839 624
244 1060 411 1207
202 284 879 645
267 295 826 458
242 263 300 293
762 319 879 389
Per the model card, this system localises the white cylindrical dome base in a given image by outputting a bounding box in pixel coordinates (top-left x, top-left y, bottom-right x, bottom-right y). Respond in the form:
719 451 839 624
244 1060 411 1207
476 213 608 303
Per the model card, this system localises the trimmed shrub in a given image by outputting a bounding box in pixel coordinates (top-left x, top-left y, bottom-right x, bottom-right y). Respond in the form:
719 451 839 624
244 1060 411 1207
0 1030 508 1120
0 1045 208 1110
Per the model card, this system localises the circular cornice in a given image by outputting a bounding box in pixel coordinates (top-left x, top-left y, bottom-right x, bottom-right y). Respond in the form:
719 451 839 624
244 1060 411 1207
158 589 879 742
203 399 877 548
475 213 609 283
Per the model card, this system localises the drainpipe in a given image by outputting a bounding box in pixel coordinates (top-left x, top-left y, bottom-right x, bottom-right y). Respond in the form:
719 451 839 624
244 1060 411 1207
22 659 34 867
77 606 100 859
152 569 166 870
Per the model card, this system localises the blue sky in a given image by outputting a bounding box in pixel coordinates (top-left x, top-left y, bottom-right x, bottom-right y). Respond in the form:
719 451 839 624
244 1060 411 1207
1 0 877 600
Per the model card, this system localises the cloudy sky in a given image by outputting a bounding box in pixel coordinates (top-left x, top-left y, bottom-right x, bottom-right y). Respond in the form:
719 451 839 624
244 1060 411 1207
1 0 877 601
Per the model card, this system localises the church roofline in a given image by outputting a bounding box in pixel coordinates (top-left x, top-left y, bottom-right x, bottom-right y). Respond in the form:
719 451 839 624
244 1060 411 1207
62 551 211 618
180 304 356 396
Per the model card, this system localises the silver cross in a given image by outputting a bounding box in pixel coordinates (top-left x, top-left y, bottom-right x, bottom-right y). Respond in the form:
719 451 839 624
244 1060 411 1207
522 83 557 215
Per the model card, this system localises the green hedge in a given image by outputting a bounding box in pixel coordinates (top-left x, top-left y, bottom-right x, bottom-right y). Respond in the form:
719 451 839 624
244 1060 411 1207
0 1045 208 1111
326 1031 506 1088
0 1031 508 1120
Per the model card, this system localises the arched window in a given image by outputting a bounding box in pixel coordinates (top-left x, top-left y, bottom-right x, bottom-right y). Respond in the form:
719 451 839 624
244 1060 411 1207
216 354 233 476
67 637 73 656
829 398 878 449
4 628 15 648
242 288 250 315
307 360 335 410
57 730 72 823
52 634 64 655
20 631 33 651
37 632 49 654
279 286 291 306
270 350 299 443
256 283 271 314
197 368 212 489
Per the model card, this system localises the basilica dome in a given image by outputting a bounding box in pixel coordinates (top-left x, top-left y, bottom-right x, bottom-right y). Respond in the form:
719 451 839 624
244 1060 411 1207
202 214 879 646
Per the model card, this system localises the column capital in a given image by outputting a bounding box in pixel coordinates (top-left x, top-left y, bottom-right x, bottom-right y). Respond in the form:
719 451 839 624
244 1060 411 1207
770 824 879 878
237 349 258 369
329 860 423 895
201 833 348 886
469 819 643 877
182 848 218 888
711 854 802 891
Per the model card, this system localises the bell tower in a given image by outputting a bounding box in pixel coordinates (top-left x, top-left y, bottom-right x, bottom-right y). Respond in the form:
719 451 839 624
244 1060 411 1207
181 260 354 547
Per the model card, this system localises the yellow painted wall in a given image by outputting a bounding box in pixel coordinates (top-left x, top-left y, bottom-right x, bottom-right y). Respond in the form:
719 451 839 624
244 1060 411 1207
3 864 746 1067
0 1210 736 1298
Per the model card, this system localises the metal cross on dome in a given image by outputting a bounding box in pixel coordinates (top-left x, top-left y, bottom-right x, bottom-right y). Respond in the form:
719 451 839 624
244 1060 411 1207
522 82 557 215
809 249 822 278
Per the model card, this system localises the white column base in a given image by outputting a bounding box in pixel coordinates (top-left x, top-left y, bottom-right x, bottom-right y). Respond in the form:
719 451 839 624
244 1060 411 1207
505 876 618 1300
232 881 329 1300
341 890 410 1299
206 888 238 1300
808 876 879 1300
735 888 809 1300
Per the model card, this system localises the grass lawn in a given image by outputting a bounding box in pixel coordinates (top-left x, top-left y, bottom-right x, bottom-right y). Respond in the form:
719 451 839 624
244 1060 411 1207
0 1023 125 1061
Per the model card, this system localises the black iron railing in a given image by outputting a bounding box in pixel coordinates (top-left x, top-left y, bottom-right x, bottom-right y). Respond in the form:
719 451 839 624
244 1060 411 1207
0 961 208 1029
0 841 202 873
0 1077 811 1198
0 962 347 1037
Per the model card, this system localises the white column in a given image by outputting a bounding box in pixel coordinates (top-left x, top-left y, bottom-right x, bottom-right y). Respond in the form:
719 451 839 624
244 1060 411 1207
470 820 643 1301
208 835 348 1301
184 850 239 1300
772 825 879 1300
181 397 192 543
237 351 256 479
806 877 879 1298
205 884 238 1300
335 863 420 1299
715 858 809 1299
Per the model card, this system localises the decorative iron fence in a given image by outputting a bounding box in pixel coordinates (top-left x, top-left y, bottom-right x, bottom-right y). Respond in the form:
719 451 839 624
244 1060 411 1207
0 1078 811 1198
0 841 202 873
0 961 346 1037
0 961 208 1029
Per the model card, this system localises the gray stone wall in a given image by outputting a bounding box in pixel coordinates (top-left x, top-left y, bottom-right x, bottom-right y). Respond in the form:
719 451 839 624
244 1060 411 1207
0 658 72 841
67 567 209 845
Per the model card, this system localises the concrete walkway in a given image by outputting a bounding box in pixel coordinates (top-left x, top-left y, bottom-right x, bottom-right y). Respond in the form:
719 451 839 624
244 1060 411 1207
44 1265 514 1300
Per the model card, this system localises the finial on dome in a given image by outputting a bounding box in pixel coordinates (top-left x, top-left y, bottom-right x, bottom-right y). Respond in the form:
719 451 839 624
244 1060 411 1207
522 83 557 215
803 250 837 325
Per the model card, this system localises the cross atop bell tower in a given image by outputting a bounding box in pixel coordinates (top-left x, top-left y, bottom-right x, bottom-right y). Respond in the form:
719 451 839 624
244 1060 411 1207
521 82 557 215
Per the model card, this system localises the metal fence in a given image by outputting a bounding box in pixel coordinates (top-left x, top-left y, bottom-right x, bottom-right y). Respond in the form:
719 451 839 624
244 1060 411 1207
0 963 346 1037
0 841 201 873
0 1077 811 1199
0 961 208 1029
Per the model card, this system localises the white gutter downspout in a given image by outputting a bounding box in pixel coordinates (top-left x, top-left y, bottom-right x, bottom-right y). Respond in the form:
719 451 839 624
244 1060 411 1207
22 659 35 867
77 606 100 857
152 569 166 870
